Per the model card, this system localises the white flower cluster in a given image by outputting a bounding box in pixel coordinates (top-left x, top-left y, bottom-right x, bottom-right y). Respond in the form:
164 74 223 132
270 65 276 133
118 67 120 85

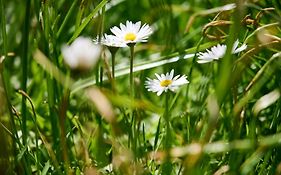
61 20 247 96
62 21 153 70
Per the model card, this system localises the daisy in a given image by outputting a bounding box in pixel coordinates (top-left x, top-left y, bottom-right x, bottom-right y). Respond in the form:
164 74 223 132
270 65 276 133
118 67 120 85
145 69 189 96
110 20 153 45
197 40 247 64
95 34 127 48
62 36 102 70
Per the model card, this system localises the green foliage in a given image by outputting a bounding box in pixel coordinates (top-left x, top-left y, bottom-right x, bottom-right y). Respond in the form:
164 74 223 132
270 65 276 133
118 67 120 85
0 0 281 174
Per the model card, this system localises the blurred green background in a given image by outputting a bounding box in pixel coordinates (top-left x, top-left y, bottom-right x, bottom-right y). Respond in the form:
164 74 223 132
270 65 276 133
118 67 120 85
1 0 281 174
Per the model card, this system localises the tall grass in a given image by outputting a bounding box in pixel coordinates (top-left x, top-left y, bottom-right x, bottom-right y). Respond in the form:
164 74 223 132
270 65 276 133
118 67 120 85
0 0 281 174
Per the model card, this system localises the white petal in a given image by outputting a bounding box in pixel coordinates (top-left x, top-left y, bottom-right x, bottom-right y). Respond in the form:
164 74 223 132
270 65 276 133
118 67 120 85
100 34 127 47
233 43 247 54
172 76 189 86
120 22 126 31
155 73 162 81
157 89 164 96
134 21 141 33
173 75 180 80
168 86 178 92
110 27 123 38
168 69 174 80
197 59 214 64
197 43 226 63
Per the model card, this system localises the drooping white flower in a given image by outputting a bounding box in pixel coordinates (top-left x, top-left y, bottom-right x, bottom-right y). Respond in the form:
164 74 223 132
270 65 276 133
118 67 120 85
95 34 127 48
197 40 247 64
145 69 189 96
197 44 226 64
62 36 102 70
110 20 153 45
232 40 247 54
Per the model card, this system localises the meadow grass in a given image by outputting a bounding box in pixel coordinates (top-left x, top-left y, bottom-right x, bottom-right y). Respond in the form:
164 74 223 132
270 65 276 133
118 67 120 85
0 0 281 174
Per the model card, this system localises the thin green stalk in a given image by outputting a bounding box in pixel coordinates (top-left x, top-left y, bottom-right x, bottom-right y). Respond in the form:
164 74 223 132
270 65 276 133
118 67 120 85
20 0 32 173
99 5 106 39
99 66 103 87
111 51 116 79
58 91 70 175
132 111 137 154
223 1 245 172
162 92 172 174
98 3 106 87
41 2 62 170
128 44 136 156
75 0 85 32
185 37 204 99
95 60 100 85
184 43 203 142
18 90 40 172
0 0 7 56
56 0 78 38
164 92 171 149
184 114 190 143
21 0 31 146
128 112 134 148
70 0 108 43
109 48 119 92
129 44 135 97
0 37 15 174
101 50 117 93
0 0 14 127
154 117 161 150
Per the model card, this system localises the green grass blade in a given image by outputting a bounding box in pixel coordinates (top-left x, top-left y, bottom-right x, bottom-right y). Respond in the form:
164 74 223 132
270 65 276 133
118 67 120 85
68 0 108 43
56 0 78 39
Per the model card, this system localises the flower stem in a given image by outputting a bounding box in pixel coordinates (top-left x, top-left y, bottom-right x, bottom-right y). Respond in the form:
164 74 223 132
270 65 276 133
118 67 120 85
164 92 171 149
128 44 135 154
111 50 116 79
162 92 172 174
107 47 118 92
129 44 135 97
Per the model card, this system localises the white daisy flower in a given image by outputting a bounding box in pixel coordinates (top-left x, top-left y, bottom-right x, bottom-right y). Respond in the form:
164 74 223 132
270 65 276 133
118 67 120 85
145 69 189 96
110 20 153 45
95 34 127 48
62 36 102 70
197 40 247 64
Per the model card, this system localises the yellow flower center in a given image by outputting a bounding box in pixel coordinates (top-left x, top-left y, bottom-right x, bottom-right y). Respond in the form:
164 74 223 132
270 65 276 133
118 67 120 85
160 79 172 87
124 33 136 41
